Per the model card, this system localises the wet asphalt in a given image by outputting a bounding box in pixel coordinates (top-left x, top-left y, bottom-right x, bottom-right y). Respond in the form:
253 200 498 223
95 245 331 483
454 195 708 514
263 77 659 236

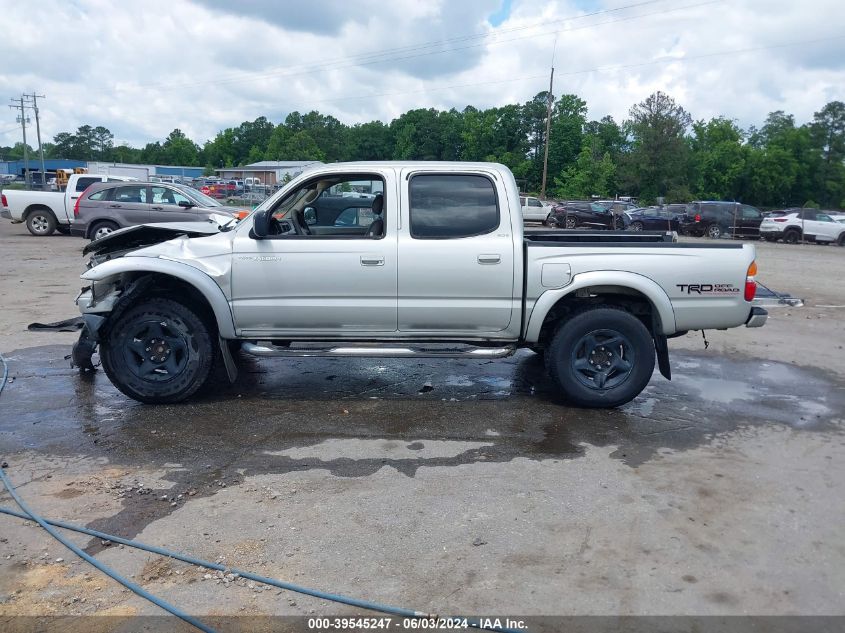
2 345 842 551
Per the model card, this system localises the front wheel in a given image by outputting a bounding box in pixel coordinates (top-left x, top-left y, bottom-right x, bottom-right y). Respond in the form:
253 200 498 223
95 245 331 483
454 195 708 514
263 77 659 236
630 221 644 232
565 216 577 229
25 209 57 236
546 307 655 408
544 214 556 227
838 234 845 247
100 298 214 403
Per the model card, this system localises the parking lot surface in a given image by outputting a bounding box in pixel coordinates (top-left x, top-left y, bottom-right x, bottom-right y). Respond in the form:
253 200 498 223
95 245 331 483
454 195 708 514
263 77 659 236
1 220 844 628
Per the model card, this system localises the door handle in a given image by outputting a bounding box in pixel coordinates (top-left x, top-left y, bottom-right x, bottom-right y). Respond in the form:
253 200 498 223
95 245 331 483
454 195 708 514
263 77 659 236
477 254 501 265
152 206 163 210
360 256 384 266
108 204 122 208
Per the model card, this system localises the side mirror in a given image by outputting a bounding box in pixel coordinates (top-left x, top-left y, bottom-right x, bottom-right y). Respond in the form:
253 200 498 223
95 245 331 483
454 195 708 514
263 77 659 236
251 209 270 238
178 200 194 208
303 207 317 225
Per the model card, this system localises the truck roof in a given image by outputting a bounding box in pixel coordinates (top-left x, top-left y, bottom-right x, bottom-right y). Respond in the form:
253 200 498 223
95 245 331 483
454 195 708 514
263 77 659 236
304 161 510 172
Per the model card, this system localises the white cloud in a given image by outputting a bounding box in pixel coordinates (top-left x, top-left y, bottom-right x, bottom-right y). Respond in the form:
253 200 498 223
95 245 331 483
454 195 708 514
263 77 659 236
1 0 843 149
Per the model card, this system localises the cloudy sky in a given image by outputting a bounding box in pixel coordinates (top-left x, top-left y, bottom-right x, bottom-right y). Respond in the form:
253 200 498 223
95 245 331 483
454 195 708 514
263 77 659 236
2 0 844 148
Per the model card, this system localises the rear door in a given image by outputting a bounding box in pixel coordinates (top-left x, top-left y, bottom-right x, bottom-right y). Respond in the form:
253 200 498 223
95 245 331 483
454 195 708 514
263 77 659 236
397 170 517 335
108 184 151 226
805 212 838 241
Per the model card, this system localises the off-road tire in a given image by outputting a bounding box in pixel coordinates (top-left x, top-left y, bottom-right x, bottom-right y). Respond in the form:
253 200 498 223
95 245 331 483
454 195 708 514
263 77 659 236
546 307 655 408
100 298 214 404
25 209 57 236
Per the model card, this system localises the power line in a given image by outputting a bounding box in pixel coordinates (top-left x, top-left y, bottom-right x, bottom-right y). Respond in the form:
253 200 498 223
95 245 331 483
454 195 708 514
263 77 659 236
103 0 670 93
84 0 716 96
278 33 845 110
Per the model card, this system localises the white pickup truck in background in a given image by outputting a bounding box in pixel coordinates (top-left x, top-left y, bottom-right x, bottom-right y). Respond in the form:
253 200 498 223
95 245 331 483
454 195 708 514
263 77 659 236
520 195 553 224
1 173 136 236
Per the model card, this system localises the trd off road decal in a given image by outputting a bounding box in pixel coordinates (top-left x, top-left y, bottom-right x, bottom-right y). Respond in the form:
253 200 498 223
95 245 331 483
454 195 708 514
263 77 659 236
676 284 740 294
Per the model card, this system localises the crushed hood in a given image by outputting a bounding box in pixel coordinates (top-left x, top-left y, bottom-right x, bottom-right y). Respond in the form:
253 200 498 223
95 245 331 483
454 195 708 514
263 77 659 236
82 221 226 257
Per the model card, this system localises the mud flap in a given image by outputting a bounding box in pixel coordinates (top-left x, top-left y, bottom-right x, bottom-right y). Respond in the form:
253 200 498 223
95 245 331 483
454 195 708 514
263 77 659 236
654 334 671 380
219 337 238 383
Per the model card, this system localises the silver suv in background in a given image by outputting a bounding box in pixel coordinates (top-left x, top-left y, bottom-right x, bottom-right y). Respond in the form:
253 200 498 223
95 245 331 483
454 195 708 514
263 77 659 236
72 182 247 240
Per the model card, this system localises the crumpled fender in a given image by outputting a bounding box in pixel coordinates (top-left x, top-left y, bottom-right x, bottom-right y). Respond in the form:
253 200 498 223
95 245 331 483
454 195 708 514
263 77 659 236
80 257 236 338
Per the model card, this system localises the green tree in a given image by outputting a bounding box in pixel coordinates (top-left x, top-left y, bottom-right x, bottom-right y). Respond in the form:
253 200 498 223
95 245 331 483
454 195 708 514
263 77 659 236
622 91 691 202
810 101 845 207
554 136 616 199
160 129 200 165
345 121 394 160
689 117 746 200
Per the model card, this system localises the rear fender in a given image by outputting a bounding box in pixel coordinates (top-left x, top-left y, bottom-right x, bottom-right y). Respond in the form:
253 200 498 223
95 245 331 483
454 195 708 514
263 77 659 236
524 270 677 342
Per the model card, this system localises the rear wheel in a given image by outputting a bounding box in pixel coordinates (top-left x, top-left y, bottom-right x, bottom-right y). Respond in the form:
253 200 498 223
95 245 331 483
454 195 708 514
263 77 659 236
89 220 119 241
706 223 724 239
784 229 800 244
100 298 214 404
630 221 644 232
25 209 57 236
838 233 845 247
546 307 655 408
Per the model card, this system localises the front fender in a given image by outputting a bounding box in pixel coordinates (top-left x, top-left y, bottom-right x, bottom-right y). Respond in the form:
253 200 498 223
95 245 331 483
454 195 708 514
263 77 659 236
524 270 677 342
80 257 236 338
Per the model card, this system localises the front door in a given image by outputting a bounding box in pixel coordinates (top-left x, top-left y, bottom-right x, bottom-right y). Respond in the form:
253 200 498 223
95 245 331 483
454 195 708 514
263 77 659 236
149 185 199 223
397 171 517 335
230 172 397 336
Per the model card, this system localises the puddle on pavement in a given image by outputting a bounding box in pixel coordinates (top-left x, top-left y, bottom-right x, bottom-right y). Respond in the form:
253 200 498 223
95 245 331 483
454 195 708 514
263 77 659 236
1 343 843 540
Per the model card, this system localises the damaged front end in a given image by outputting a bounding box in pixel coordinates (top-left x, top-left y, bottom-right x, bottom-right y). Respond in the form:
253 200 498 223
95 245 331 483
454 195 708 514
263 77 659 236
70 221 235 371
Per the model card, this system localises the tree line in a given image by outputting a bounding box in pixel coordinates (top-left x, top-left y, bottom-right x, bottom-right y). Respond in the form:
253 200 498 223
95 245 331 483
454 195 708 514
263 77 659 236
2 92 843 208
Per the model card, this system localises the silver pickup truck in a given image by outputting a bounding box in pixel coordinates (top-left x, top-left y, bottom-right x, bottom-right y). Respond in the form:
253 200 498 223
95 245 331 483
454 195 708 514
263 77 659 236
72 161 769 408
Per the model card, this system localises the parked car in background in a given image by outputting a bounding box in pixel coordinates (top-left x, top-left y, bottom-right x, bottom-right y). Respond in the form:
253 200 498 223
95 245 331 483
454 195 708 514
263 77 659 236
72 181 247 240
622 205 684 231
1 173 137 236
520 195 553 223
679 201 764 239
759 209 845 245
595 199 639 214
549 200 622 230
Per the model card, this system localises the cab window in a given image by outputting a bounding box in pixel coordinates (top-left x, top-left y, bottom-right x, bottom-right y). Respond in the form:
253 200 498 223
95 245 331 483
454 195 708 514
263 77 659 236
409 174 499 239
151 186 192 206
113 185 148 203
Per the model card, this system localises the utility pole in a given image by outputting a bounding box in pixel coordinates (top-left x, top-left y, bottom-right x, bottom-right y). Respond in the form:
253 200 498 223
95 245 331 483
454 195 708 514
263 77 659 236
540 36 557 200
9 97 31 189
25 94 47 190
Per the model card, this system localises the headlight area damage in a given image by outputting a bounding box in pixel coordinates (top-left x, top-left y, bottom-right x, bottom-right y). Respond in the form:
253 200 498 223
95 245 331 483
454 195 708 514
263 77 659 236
69 222 233 372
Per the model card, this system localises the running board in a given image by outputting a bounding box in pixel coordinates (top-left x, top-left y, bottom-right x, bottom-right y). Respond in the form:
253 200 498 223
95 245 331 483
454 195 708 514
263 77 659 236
241 341 517 359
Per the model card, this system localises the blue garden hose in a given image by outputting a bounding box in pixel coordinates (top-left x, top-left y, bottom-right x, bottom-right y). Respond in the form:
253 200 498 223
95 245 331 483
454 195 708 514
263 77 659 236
0 466 216 633
0 351 524 633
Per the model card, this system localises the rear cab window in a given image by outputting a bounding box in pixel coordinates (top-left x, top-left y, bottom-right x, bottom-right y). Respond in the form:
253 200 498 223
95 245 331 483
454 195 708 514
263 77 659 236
409 174 499 239
75 177 102 192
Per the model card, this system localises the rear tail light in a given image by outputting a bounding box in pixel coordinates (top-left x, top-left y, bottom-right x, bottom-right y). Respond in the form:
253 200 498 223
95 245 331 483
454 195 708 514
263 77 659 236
745 261 757 301
1 194 7 208
73 194 82 218
773 218 788 222
694 214 701 222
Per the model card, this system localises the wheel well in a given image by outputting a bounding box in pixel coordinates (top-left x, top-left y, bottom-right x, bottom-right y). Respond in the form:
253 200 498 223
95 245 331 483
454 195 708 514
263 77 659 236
86 218 119 239
101 273 218 339
535 286 657 349
24 205 56 220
